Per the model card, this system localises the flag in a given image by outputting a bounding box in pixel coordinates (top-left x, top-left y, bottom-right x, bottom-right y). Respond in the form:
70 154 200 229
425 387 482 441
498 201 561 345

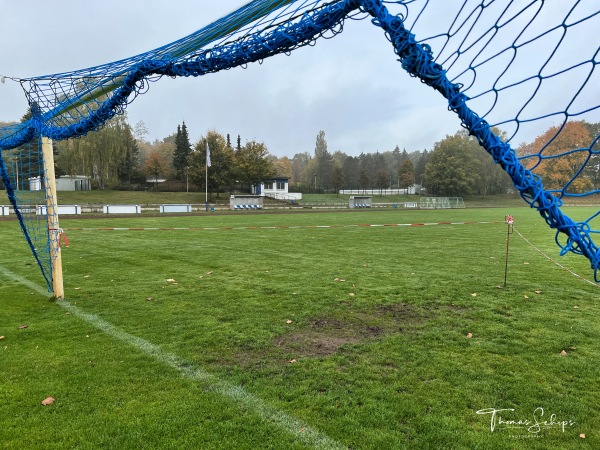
206 142 211 167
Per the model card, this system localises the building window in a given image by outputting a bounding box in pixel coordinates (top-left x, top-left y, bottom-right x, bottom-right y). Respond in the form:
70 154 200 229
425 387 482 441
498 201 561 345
264 182 273 190
276 181 285 190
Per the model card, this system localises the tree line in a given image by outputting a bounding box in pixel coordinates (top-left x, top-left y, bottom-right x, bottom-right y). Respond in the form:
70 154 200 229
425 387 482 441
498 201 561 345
288 122 600 197
2 113 598 197
50 116 276 193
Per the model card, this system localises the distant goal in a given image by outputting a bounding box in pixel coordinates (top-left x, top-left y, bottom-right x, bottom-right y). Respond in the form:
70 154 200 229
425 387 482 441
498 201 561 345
419 197 465 209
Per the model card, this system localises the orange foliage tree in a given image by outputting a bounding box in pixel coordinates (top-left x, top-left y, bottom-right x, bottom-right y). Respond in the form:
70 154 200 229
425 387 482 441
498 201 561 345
520 121 592 194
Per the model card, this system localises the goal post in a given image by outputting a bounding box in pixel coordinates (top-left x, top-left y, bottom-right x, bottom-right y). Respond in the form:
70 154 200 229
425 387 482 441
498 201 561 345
419 197 465 209
42 137 64 299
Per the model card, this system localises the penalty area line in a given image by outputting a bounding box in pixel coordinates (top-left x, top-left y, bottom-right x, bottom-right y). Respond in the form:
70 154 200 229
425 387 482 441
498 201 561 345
0 264 346 450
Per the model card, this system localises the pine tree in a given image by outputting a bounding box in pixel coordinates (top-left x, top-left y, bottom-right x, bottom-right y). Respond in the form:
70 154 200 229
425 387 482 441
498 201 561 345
118 124 140 184
173 122 192 180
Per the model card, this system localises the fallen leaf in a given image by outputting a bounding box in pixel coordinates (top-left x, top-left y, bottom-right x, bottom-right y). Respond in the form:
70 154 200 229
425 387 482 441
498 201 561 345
580 434 586 438
560 350 568 357
74 287 81 290
289 359 297 364
206 271 213 275
166 278 176 283
535 290 542 294
146 297 154 301
524 262 529 265
0 336 5 340
362 264 368 268
573 306 579 309
524 295 529 299
41 397 55 406
84 275 90 278
286 320 293 324
348 293 355 297
466 333 473 339
19 325 28 329
471 293 477 297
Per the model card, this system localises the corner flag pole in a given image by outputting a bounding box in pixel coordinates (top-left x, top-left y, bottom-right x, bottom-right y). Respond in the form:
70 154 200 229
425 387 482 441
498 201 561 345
205 141 211 212
42 137 64 299
504 215 514 288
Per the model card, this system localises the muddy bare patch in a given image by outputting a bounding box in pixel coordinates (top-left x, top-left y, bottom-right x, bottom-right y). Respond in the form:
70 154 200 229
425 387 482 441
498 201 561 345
223 302 463 368
274 318 376 358
274 303 423 358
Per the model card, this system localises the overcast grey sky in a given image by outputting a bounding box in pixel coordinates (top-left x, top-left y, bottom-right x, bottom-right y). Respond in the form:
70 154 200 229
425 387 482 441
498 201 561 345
1 1 597 158
0 1 464 157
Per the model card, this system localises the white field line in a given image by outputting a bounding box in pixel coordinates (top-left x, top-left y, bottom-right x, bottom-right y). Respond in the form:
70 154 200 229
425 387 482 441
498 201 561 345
0 264 346 450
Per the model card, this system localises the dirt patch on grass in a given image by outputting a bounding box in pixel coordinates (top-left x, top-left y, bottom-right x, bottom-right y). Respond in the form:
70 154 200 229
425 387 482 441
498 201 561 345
274 303 423 358
221 302 470 369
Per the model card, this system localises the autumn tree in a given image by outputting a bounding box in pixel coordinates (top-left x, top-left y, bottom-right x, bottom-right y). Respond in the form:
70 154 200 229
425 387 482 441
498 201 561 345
143 151 168 190
269 155 293 180
522 121 592 194
583 121 600 189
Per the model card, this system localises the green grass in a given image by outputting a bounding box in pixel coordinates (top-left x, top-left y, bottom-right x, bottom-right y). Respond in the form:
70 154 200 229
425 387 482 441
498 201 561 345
1 207 599 449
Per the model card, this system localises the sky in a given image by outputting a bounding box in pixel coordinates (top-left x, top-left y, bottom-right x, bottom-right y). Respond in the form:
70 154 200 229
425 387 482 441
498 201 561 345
0 1 463 158
1 1 598 158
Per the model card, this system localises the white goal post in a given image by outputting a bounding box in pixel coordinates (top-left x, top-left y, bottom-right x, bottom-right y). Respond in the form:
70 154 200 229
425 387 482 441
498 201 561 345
419 197 465 209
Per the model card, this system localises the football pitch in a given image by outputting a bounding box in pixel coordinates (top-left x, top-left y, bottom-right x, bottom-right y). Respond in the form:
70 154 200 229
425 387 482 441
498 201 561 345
1 207 599 449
